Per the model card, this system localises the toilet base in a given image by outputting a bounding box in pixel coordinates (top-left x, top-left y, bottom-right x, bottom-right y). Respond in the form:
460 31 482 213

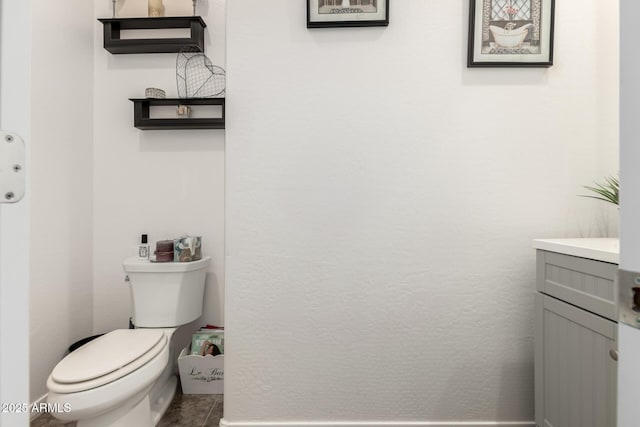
49 373 178 427
150 375 177 425
77 394 152 427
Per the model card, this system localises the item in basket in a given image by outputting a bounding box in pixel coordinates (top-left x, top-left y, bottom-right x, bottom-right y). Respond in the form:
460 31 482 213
191 330 224 356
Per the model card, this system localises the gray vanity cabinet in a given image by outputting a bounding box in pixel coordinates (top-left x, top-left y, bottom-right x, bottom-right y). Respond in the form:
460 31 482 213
535 250 618 427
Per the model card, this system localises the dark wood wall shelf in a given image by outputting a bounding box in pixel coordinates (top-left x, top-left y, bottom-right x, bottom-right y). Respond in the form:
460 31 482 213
99 16 206 54
130 97 225 130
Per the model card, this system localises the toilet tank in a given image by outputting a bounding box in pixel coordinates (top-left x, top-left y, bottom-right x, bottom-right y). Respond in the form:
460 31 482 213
123 256 211 327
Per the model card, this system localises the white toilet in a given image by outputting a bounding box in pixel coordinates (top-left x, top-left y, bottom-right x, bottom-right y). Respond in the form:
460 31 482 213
46 256 211 427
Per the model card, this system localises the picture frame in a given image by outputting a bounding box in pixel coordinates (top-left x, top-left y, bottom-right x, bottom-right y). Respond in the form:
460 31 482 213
467 0 555 67
307 0 389 28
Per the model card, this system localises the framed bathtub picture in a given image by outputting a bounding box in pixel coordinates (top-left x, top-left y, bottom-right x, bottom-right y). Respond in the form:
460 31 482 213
307 0 389 28
467 0 555 67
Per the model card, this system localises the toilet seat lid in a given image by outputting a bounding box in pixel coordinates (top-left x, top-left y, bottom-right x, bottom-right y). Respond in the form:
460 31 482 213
51 329 165 384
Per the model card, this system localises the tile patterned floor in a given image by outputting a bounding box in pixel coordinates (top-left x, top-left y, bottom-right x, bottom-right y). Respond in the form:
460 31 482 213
158 392 223 427
30 388 223 427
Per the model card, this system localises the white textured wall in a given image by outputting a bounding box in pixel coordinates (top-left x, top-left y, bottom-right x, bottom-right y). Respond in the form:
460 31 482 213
92 0 226 335
29 0 95 403
224 0 618 425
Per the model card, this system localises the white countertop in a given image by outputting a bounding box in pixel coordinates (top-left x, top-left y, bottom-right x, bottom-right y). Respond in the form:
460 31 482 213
532 238 619 264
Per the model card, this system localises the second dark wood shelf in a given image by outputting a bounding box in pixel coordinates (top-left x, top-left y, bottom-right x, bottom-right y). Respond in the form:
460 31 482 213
130 97 225 130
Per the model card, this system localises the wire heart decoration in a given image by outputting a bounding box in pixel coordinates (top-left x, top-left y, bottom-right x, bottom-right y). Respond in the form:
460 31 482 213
176 46 225 98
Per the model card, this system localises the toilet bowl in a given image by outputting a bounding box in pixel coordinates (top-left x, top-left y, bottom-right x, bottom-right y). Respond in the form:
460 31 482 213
46 256 211 426
47 329 170 426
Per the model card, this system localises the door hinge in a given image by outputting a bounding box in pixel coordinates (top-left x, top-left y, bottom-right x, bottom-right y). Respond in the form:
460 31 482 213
0 131 25 203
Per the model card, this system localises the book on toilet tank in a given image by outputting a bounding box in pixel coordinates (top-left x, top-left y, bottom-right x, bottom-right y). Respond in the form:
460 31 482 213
191 330 224 356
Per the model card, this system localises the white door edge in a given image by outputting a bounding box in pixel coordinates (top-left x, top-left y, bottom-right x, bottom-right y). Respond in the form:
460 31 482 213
0 0 31 425
619 1 640 426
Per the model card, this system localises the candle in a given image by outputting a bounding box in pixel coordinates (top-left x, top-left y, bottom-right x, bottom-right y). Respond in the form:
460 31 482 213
148 0 165 17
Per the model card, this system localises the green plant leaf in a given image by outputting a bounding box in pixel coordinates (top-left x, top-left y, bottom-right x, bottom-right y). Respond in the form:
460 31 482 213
579 175 619 206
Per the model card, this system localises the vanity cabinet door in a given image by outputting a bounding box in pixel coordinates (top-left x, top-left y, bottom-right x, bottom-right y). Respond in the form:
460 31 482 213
535 294 617 427
536 250 618 321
